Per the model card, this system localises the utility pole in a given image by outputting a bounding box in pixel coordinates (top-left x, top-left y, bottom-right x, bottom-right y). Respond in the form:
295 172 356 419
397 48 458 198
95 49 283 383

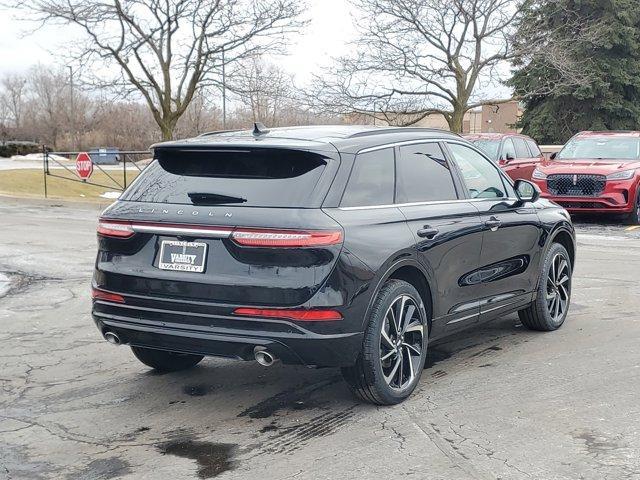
68 65 75 150
221 47 227 129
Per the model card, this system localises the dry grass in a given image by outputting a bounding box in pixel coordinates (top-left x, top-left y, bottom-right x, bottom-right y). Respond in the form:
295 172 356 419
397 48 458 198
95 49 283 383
0 168 139 202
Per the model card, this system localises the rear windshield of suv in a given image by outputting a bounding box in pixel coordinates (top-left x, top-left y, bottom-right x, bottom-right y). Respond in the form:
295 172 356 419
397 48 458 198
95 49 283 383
120 148 330 207
557 137 640 161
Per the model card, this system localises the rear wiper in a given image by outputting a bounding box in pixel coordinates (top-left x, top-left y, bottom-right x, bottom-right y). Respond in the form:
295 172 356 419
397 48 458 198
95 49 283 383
187 192 247 205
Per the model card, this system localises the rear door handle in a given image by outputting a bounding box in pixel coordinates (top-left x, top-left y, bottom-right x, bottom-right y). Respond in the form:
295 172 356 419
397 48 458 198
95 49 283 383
485 217 501 231
417 226 439 239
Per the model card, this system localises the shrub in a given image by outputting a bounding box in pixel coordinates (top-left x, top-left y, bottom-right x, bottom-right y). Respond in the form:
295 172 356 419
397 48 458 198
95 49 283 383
0 142 41 158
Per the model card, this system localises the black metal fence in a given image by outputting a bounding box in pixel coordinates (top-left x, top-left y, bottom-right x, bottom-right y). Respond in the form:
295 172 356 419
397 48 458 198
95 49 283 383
42 148 150 198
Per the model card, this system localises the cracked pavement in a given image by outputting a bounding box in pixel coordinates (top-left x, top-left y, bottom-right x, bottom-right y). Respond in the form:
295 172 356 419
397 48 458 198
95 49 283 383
1 196 640 479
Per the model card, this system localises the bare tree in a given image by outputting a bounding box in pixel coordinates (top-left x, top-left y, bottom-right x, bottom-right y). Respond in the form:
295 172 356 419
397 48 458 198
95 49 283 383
176 87 221 137
0 99 9 142
233 58 294 126
0 60 344 150
1 73 27 131
27 65 68 148
89 98 159 149
309 0 522 132
12 0 306 140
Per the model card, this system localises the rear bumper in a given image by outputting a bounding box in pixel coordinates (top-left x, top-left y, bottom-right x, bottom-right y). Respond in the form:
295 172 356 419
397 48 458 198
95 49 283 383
92 298 363 368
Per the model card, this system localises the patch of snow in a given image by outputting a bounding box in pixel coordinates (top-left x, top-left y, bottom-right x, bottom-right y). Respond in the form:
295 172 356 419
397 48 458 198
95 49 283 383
100 191 121 199
11 153 70 162
0 273 12 298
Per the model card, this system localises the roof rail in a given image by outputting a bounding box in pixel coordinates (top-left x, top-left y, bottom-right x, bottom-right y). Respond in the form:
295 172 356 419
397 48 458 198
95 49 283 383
346 127 460 139
198 129 242 137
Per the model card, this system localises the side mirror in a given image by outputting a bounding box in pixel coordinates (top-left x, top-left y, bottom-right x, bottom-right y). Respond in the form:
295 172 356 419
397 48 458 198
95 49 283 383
550 152 557 160
514 179 540 203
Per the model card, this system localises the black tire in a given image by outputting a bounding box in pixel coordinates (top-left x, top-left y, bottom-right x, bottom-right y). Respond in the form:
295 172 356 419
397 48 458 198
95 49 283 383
131 346 203 372
519 243 572 331
341 279 428 405
624 188 640 225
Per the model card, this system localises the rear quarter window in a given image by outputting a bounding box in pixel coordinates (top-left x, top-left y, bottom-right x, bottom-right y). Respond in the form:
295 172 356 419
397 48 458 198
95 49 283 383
513 138 530 158
120 148 331 207
526 139 541 156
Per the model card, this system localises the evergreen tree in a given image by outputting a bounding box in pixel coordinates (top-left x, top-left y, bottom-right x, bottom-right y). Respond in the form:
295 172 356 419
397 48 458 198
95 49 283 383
509 0 640 144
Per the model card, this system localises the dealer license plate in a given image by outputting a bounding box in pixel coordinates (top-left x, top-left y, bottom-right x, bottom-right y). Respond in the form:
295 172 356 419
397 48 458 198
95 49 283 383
158 240 207 273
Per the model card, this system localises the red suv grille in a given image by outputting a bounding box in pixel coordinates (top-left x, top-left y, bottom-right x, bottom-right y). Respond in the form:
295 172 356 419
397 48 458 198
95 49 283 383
547 174 606 197
556 201 607 209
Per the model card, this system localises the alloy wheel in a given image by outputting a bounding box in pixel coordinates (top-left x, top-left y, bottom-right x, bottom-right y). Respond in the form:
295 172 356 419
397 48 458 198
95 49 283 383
546 253 570 322
379 295 425 391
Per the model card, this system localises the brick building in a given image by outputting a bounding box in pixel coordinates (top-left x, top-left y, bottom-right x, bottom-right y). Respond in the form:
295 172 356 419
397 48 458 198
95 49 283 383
391 100 522 134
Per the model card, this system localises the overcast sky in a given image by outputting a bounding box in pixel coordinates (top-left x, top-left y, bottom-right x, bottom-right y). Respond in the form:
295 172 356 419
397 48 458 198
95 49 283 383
0 0 509 107
0 0 356 84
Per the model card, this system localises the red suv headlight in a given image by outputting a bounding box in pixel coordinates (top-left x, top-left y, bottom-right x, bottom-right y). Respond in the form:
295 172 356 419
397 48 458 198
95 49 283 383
532 168 547 180
606 169 636 180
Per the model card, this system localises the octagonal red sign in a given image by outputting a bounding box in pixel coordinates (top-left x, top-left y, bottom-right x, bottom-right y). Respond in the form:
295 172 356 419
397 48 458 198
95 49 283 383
76 152 93 180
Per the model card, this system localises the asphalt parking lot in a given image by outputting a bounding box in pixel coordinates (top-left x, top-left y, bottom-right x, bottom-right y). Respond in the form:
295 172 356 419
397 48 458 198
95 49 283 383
1 197 640 480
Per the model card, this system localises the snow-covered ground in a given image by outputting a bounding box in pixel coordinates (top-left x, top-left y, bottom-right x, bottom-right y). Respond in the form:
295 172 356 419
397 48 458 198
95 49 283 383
0 157 48 170
0 154 151 171
99 191 121 199
11 153 70 163
0 272 12 298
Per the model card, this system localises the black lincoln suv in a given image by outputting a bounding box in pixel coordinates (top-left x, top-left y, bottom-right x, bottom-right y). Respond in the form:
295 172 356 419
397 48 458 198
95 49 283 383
92 125 576 405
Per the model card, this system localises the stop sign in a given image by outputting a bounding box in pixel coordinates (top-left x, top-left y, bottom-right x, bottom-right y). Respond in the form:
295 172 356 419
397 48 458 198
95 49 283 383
75 152 93 180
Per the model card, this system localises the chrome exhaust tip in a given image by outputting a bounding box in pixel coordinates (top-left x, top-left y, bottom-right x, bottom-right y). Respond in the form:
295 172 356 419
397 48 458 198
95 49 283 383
254 346 276 367
104 331 121 346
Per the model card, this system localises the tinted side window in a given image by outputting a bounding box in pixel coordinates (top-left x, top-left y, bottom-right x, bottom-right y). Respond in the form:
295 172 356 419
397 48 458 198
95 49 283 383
447 143 507 199
396 143 458 203
502 138 516 160
513 138 530 158
526 139 541 156
341 148 395 207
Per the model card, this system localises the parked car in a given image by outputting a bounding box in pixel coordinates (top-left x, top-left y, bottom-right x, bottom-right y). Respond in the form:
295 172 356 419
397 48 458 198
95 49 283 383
464 133 545 182
92 125 576 405
531 131 640 224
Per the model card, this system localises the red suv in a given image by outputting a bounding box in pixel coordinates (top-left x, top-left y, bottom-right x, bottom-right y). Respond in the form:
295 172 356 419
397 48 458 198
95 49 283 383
464 133 545 182
531 131 640 224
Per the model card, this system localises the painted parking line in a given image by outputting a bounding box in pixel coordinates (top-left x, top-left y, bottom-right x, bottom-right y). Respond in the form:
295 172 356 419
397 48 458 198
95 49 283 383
625 225 640 231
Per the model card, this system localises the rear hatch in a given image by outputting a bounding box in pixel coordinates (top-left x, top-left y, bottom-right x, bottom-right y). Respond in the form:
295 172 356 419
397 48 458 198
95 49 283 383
94 144 343 307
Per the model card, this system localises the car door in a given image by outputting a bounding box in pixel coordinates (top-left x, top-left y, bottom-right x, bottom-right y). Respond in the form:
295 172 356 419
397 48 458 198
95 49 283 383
394 141 485 336
525 138 545 176
445 141 542 322
510 136 539 181
498 137 519 181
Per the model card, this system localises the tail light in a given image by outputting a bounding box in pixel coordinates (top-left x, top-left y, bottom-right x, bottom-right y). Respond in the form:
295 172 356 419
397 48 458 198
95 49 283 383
97 219 134 238
92 287 125 303
230 228 342 247
97 219 342 247
233 307 342 321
